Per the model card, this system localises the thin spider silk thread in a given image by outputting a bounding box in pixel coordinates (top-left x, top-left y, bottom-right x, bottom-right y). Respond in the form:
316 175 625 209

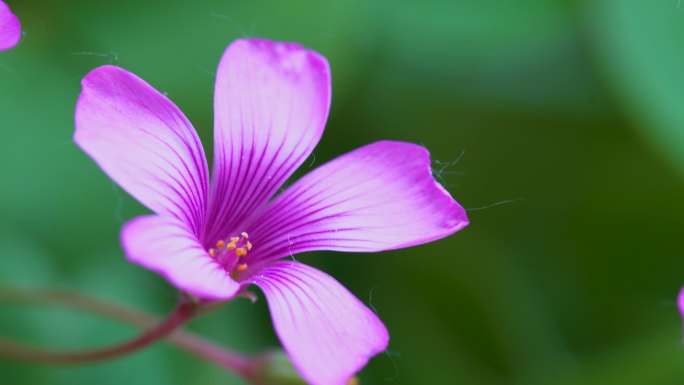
465 198 526 212
368 285 400 382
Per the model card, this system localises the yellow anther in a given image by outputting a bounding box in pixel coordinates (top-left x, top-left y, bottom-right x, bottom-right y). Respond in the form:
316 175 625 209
235 263 248 273
230 237 240 243
216 240 225 249
235 247 247 257
246 241 253 251
241 232 249 239
346 377 359 385
208 248 215 257
226 242 236 251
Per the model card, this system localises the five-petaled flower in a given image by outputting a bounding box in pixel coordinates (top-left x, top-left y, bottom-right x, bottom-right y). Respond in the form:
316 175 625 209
0 0 21 51
74 38 468 385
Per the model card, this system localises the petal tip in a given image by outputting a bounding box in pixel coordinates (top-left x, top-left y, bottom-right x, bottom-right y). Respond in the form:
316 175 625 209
383 140 470 237
80 65 128 89
369 317 390 355
419 143 470 233
74 65 129 151
434 180 469 230
0 1 21 51
224 37 330 84
678 286 684 317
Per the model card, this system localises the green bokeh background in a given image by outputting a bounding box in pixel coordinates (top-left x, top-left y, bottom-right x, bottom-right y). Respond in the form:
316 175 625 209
2 0 684 384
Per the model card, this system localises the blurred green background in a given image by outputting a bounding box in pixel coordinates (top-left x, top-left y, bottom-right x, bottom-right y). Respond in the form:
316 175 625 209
2 0 684 384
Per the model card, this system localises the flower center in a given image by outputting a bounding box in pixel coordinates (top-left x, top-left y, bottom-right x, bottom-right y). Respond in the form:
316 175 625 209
208 231 252 279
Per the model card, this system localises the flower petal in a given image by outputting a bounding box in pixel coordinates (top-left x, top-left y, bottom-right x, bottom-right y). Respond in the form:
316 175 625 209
205 38 331 243
251 262 388 385
75 65 210 235
0 0 21 51
121 215 240 300
247 141 469 264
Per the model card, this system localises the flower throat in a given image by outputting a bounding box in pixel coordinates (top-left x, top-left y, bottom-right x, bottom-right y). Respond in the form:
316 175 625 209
208 232 252 279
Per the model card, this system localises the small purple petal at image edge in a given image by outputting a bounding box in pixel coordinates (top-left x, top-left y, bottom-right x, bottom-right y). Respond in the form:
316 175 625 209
74 38 468 385
0 0 21 51
678 287 684 341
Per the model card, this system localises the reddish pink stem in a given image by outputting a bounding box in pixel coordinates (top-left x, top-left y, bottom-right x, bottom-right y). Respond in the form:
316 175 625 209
0 288 256 380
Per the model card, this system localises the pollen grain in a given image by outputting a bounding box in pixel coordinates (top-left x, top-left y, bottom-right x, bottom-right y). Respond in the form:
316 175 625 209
235 263 248 273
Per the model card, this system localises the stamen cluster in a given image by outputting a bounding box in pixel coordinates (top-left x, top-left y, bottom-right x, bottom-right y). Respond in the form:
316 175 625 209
208 232 252 278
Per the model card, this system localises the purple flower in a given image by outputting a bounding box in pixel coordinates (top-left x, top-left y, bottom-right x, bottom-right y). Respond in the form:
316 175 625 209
74 38 468 385
0 1 20 51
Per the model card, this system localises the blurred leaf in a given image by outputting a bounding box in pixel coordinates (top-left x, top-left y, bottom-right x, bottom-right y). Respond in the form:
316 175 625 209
591 1 684 175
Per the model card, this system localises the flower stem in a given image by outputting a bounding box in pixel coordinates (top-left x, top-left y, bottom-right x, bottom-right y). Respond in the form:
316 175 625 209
0 287 254 379
0 297 194 363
